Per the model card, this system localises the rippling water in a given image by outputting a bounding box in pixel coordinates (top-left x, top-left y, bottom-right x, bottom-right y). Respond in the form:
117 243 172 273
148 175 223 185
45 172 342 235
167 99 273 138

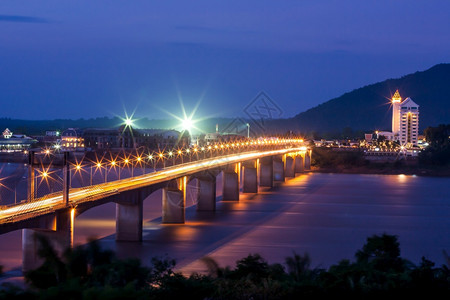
0 163 449 278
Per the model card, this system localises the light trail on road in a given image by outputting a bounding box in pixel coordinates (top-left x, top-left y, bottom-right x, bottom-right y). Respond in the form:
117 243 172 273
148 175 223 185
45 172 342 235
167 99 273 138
0 147 305 225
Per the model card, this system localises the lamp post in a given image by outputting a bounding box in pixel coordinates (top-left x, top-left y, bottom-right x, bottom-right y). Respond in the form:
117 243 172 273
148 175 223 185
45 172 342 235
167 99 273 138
246 123 250 138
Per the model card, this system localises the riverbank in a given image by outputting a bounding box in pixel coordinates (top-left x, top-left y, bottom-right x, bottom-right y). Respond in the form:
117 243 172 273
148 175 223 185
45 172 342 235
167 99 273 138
310 164 450 177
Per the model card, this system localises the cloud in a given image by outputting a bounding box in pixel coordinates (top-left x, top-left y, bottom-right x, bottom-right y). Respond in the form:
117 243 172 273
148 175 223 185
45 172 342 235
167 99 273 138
0 15 49 23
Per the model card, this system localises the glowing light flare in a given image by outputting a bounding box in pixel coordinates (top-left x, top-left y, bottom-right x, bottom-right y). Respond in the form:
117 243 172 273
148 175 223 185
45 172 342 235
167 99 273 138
125 118 133 126
36 165 57 188
181 118 194 132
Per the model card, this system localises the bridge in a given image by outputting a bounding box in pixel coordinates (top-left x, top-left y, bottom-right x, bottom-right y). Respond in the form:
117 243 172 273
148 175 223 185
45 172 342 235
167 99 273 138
0 138 311 272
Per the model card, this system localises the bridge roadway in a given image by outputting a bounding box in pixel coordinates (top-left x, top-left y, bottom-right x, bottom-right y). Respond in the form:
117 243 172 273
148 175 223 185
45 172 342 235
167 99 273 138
0 144 312 272
0 147 305 227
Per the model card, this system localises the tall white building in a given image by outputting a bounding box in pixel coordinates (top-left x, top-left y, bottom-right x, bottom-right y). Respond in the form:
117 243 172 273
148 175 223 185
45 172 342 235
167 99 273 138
391 90 420 147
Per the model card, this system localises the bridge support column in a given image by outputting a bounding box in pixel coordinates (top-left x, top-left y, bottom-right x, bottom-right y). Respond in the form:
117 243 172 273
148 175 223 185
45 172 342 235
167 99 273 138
294 155 304 173
273 156 285 182
196 176 216 211
259 157 273 187
162 177 186 223
22 210 73 273
243 160 258 193
116 200 143 242
285 155 295 178
304 151 311 170
222 171 239 201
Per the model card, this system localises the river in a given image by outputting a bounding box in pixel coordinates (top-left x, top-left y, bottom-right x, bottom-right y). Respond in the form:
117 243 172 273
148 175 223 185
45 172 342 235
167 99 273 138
0 163 449 279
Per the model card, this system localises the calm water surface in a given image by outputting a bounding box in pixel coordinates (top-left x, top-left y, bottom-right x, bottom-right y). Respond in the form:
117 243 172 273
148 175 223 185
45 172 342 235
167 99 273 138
0 164 449 277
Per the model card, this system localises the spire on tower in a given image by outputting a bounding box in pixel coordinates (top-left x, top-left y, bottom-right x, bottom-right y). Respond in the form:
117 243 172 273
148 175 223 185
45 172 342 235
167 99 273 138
392 89 402 103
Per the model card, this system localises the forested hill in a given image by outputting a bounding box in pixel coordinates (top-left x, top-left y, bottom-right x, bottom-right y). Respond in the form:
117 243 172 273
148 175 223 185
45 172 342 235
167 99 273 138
289 63 450 135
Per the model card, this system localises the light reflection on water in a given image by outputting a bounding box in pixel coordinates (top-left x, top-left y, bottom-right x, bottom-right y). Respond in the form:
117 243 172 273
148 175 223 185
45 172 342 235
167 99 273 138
0 164 449 277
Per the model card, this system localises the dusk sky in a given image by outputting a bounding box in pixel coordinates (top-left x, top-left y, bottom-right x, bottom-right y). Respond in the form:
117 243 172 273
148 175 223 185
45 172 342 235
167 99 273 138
1 1 449 121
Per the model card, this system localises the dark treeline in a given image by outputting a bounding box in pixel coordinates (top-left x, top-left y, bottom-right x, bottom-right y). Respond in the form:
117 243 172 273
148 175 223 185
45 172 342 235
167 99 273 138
0 234 449 299
419 124 450 166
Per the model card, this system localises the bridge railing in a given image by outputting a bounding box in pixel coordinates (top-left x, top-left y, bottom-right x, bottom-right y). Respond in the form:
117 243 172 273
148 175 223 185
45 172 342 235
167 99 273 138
0 138 305 214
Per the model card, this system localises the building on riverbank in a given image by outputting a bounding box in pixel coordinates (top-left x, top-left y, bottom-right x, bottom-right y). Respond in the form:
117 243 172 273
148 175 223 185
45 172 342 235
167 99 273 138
373 90 420 149
0 128 37 151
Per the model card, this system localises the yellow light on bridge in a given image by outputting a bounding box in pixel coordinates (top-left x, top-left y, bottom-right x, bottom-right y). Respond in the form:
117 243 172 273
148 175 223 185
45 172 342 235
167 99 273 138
42 172 48 178
168 151 173 157
76 164 81 170
186 149 190 153
111 161 116 166
148 154 154 160
159 153 164 158
97 163 102 168
208 146 212 150
137 157 142 162
178 150 182 155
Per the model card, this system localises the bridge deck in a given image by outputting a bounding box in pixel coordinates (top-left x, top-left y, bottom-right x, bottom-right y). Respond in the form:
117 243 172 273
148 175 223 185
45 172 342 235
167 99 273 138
0 147 304 227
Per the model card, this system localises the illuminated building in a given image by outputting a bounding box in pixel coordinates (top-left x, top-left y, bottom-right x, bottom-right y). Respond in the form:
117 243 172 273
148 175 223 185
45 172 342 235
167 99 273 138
61 128 85 151
391 90 420 147
0 128 37 151
375 90 420 148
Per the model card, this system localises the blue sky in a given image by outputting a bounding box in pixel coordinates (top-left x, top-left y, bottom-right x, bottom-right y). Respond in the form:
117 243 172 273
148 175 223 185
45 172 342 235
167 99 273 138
0 1 449 121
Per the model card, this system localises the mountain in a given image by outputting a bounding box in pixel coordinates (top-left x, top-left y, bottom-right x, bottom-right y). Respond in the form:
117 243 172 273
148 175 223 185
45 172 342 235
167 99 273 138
289 63 450 135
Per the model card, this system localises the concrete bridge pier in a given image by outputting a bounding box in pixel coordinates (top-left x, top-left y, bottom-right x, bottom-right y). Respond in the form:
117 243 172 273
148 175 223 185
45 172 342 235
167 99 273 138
273 155 285 182
22 209 74 273
162 177 187 223
196 175 217 211
222 168 239 200
294 155 304 173
304 151 311 170
259 156 273 188
116 191 144 242
243 160 258 193
284 155 295 178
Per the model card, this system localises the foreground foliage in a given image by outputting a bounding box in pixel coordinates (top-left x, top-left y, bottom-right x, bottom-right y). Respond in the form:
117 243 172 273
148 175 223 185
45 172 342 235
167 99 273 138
0 234 449 299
